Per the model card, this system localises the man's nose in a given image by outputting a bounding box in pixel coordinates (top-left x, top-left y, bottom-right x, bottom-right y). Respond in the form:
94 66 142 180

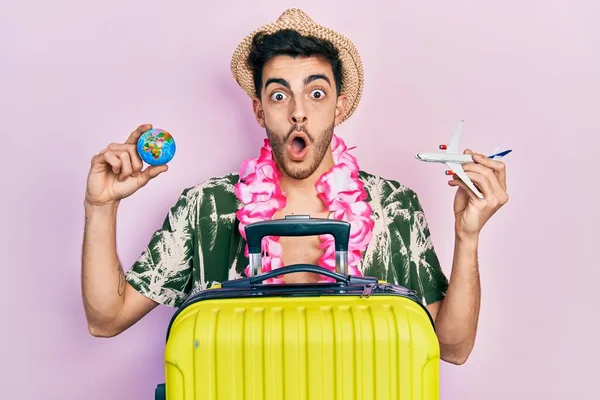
290 99 307 124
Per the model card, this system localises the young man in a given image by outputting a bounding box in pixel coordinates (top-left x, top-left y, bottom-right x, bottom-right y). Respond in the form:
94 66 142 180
81 9 509 365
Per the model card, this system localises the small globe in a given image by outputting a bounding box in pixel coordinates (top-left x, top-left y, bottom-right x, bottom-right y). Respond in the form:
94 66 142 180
137 128 176 166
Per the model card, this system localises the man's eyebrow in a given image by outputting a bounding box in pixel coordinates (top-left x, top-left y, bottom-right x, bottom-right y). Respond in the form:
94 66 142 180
264 74 331 91
304 74 331 87
264 78 290 90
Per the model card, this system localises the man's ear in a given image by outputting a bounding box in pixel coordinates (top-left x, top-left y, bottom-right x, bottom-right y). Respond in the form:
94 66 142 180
252 98 265 128
334 94 348 126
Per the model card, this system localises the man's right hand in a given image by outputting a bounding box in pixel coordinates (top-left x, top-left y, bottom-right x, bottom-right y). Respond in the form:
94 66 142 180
85 124 168 207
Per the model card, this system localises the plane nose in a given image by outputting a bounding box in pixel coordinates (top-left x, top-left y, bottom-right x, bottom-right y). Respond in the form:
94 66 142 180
415 154 422 160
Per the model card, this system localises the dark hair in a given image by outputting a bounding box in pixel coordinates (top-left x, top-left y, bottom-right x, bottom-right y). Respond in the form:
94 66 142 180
247 29 343 98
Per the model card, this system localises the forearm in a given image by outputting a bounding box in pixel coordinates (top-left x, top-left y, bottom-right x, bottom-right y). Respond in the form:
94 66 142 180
435 234 481 364
81 200 126 333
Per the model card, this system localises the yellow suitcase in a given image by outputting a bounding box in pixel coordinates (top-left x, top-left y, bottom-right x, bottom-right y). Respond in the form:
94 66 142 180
155 217 440 400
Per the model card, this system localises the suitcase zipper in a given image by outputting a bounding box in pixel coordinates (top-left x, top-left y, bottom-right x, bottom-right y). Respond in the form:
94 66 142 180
360 283 418 299
360 283 375 298
377 283 417 296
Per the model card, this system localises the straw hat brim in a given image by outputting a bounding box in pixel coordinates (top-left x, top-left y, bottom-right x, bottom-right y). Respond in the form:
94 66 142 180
230 9 364 123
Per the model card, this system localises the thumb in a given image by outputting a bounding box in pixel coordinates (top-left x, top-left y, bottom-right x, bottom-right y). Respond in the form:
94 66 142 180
141 164 168 183
448 179 462 188
448 177 466 191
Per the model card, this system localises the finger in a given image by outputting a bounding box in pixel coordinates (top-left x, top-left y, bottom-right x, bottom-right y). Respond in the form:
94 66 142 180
462 162 505 196
472 153 507 190
463 170 501 207
102 151 122 175
448 177 481 202
125 124 153 145
466 170 493 196
107 143 143 175
117 151 133 181
139 164 168 185
130 151 144 176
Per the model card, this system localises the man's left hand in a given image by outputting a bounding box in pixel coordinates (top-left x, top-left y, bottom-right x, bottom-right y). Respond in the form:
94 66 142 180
448 149 509 239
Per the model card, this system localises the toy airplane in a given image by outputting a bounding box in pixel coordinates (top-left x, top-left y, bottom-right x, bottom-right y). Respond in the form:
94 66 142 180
415 120 512 199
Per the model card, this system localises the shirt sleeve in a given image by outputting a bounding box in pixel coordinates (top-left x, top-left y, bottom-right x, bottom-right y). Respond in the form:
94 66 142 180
125 187 198 308
404 191 449 306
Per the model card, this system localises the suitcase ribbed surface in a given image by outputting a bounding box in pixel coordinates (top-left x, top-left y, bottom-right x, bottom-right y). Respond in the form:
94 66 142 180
164 295 439 399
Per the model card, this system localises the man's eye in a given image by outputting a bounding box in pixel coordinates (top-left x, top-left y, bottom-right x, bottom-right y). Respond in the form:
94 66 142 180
311 89 325 99
271 92 287 101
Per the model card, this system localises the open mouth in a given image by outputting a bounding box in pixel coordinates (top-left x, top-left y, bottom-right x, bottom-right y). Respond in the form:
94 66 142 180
292 136 307 153
287 131 309 161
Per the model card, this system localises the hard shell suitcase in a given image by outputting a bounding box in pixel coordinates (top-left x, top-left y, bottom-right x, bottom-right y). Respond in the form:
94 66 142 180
155 216 440 400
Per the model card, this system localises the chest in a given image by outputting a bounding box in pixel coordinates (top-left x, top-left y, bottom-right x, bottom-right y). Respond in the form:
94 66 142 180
271 209 331 284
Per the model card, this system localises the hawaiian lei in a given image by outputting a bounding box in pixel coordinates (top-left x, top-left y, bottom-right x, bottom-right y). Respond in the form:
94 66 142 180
234 134 375 283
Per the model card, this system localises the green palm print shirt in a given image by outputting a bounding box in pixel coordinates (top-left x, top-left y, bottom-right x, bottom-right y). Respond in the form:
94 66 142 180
125 170 449 308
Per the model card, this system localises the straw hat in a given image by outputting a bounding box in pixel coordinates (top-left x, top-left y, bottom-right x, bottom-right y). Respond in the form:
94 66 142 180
230 8 364 123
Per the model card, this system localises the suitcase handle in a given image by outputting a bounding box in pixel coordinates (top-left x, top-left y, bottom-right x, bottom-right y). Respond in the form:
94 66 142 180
244 216 351 276
221 264 378 288
245 216 350 253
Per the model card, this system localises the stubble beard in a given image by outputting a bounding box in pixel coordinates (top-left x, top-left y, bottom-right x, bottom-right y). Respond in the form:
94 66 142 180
266 121 335 181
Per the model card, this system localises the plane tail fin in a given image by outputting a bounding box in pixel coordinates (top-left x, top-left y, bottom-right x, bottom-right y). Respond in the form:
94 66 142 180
488 149 512 159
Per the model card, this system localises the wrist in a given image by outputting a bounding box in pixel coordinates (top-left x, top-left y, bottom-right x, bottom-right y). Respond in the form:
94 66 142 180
84 199 120 216
455 231 479 248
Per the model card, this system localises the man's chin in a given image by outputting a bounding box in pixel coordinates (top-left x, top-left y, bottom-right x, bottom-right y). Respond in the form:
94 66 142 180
280 160 318 181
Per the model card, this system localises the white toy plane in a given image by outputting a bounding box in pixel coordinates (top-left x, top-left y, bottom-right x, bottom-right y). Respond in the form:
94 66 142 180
415 120 512 199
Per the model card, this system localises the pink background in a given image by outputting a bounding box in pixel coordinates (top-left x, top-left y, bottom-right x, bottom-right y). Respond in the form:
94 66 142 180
2 0 598 398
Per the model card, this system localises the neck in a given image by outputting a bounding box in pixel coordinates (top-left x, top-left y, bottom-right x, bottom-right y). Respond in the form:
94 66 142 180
234 133 375 282
278 150 334 200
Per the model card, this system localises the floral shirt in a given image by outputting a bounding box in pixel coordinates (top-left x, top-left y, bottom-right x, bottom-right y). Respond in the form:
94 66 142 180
125 170 449 308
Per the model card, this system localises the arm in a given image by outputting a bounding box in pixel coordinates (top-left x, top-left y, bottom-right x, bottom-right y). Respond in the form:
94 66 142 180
428 149 509 364
82 200 158 337
426 234 480 365
81 124 168 337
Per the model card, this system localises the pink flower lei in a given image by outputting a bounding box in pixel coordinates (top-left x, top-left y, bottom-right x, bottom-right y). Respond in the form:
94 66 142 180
234 134 375 283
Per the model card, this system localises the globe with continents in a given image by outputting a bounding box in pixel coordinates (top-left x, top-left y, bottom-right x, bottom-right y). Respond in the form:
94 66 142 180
137 128 176 165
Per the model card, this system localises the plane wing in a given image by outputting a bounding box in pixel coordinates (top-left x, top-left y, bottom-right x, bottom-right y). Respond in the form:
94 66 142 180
446 162 484 199
446 120 464 154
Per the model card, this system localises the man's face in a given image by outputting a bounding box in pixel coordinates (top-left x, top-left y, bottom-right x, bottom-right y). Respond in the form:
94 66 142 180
253 55 347 180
